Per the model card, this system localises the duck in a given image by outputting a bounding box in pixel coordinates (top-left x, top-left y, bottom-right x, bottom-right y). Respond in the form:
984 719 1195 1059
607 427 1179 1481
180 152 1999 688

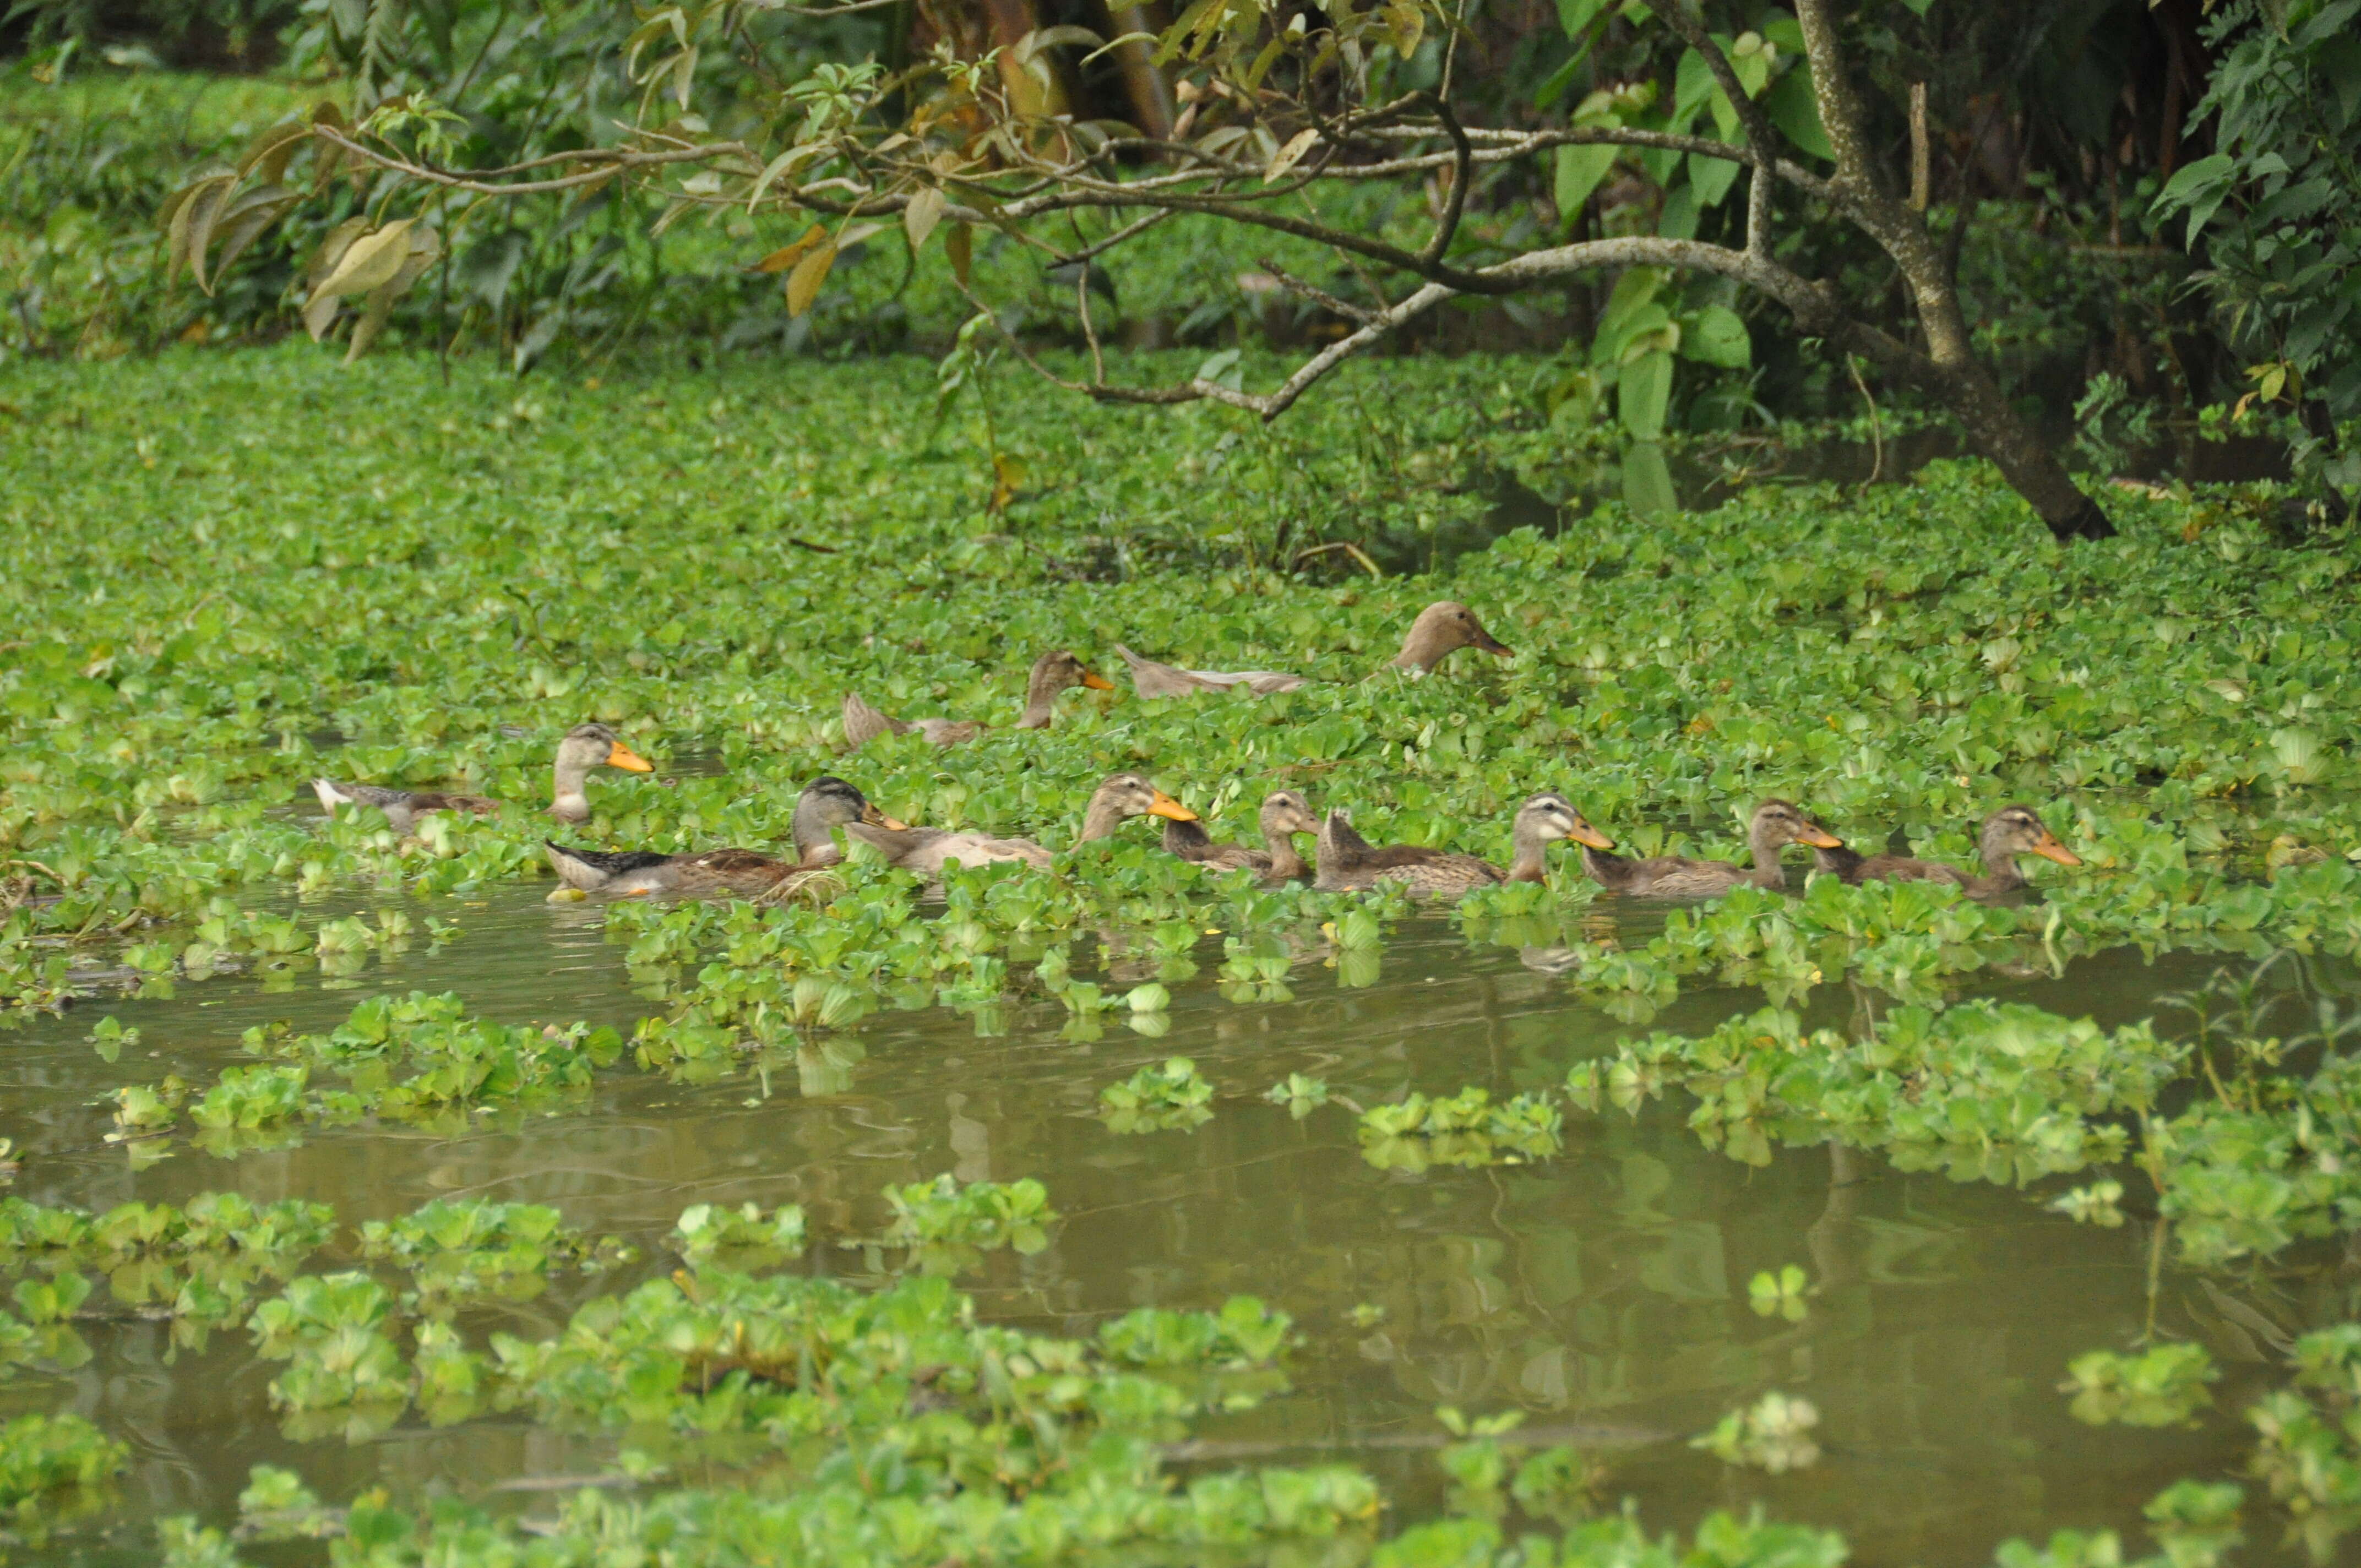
1314 792 1612 897
1163 790 1319 881
1577 799 1841 898
1114 645 1309 698
313 722 652 832
845 773 1196 878
1391 601 1511 674
542 776 903 897
1811 805 2082 897
841 650 1113 750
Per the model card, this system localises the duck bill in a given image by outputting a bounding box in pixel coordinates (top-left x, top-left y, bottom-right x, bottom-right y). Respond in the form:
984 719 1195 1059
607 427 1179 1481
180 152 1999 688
2033 834 2082 867
607 743 655 773
1570 820 1616 851
1080 668 1116 691
1149 792 1198 822
1476 630 1513 656
862 804 910 831
1796 825 1845 850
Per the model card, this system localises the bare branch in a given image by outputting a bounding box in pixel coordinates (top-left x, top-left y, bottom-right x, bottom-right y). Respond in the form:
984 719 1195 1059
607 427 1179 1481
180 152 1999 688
1421 95 1473 267
1254 259 1381 325
314 127 748 197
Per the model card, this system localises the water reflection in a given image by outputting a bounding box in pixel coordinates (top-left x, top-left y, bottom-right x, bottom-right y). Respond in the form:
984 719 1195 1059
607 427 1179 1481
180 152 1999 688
1 884 2352 1565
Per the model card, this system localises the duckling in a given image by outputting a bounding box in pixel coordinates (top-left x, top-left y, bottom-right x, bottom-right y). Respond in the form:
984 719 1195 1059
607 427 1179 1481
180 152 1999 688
1163 790 1319 881
1812 806 2081 898
1114 645 1309 697
841 650 1113 750
1391 601 1511 674
543 775 904 897
846 773 1196 878
314 722 651 831
1579 799 1841 898
1314 793 1612 897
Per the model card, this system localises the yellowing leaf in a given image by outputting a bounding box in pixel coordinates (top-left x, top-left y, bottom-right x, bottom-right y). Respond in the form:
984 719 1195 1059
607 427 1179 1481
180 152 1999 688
1265 127 1320 183
904 187 946 251
312 220 416 303
754 224 827 273
785 242 836 317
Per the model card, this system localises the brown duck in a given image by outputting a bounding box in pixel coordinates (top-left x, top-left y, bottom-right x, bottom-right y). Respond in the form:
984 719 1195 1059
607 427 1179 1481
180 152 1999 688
1163 790 1319 881
1314 793 1612 897
846 773 1196 878
841 650 1113 750
1578 799 1841 898
1812 805 2082 897
542 776 902 897
313 722 652 831
1391 601 1512 674
1114 645 1309 698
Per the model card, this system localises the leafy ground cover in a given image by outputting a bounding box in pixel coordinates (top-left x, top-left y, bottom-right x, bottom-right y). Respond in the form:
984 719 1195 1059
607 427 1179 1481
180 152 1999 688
1 344 2359 1563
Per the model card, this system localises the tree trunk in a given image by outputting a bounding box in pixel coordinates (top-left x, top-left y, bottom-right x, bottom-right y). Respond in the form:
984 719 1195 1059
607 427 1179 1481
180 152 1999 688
1791 0 2115 543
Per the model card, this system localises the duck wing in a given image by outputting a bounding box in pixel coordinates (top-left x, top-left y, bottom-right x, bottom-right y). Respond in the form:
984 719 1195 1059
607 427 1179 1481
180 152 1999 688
847 823 1053 875
911 719 982 747
1115 645 1211 698
842 693 909 750
1617 855 1747 898
545 841 679 891
1855 854 1969 887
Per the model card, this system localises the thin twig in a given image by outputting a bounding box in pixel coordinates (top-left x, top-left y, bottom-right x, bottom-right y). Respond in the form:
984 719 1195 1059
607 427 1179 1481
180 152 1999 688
1255 260 1380 325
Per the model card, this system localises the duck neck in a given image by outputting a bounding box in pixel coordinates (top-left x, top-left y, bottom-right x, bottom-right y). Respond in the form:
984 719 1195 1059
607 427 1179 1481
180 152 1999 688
1017 666 1066 730
1977 825 2028 891
1505 819 1553 883
791 802 842 864
1579 843 1625 888
1078 792 1130 842
1260 814 1307 880
551 757 592 822
1745 820 1789 888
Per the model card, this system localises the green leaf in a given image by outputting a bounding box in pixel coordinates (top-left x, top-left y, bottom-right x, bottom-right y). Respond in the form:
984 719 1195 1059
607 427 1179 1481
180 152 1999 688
1622 439 1678 515
1554 143 1618 227
1765 66 1833 161
1679 304 1750 368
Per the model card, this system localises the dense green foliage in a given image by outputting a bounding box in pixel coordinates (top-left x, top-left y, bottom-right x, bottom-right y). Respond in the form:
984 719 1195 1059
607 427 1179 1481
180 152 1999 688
1 345 2359 1562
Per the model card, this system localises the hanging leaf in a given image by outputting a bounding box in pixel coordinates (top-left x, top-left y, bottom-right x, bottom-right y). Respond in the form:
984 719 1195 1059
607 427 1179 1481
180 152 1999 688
1265 127 1320 183
306 216 372 289
754 225 828 273
905 187 946 251
311 220 416 302
166 173 236 289
1622 440 1679 516
945 223 972 286
1765 67 1834 161
236 119 314 184
346 227 442 363
785 242 836 317
202 186 296 294
1619 348 1675 440
1678 305 1750 369
1553 144 1617 227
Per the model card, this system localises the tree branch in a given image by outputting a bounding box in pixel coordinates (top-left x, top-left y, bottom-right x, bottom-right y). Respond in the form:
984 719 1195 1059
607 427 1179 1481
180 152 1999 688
1254 259 1381 325
1637 0 1786 182
1420 95 1474 266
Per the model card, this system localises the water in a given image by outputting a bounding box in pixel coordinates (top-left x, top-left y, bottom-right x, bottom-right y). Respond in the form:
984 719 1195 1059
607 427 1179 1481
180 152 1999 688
1 888 2346 1564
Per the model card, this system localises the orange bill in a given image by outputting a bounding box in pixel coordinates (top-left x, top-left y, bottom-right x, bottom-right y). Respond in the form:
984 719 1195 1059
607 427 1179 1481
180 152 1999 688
1080 667 1116 691
1570 818 1616 851
607 742 655 773
862 803 911 831
1149 791 1198 822
1795 823 1845 850
2032 832 2082 867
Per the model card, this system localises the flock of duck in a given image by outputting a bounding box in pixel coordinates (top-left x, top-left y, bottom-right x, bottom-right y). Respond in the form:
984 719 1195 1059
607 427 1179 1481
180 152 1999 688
309 600 2082 905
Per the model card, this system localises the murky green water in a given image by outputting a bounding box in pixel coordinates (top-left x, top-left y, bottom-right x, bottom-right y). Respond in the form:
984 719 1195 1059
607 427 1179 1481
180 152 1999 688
3 889 2349 1565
